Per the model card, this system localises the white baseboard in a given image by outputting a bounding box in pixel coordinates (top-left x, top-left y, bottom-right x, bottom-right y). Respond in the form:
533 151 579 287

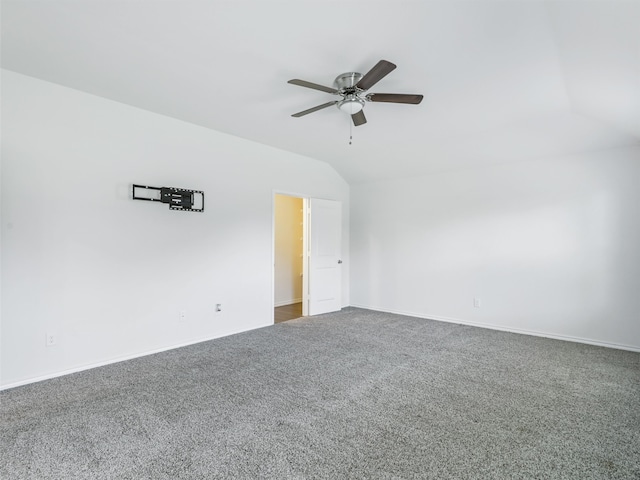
0 323 267 392
274 298 302 307
5 307 636 391
349 304 640 353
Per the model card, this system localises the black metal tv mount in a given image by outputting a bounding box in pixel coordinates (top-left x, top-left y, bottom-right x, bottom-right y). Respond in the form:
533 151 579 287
132 184 204 212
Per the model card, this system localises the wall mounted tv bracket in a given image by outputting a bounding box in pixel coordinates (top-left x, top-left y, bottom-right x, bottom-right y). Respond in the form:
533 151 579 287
132 184 204 212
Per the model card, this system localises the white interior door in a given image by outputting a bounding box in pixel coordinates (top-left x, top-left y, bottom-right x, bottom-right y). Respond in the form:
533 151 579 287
308 198 342 315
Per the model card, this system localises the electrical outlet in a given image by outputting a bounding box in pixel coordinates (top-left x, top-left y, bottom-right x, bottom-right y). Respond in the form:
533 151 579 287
179 310 187 322
474 298 481 308
45 333 57 347
215 304 222 312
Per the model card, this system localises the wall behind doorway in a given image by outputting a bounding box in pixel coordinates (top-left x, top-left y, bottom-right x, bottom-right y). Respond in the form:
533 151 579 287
274 195 303 307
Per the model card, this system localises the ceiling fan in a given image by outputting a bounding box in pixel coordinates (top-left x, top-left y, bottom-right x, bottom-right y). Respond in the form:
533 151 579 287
288 60 423 126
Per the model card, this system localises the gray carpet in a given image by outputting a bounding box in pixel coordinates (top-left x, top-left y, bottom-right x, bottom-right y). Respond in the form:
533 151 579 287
1 308 639 479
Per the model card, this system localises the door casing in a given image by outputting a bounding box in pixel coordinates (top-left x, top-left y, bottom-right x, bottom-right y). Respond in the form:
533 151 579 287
272 192 342 322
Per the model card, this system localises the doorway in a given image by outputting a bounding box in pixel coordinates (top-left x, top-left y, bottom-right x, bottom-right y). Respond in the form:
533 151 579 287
274 194 304 323
273 194 343 323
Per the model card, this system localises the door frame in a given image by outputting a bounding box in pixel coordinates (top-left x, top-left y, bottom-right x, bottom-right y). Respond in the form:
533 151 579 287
272 190 343 323
272 191 309 323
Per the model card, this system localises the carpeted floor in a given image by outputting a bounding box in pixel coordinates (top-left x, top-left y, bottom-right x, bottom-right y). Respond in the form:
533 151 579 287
1 308 639 479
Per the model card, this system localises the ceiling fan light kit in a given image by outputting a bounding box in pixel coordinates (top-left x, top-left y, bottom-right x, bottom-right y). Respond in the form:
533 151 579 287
337 96 364 114
288 60 423 127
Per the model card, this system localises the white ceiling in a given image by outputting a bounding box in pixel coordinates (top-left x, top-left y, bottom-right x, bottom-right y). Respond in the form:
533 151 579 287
2 0 639 184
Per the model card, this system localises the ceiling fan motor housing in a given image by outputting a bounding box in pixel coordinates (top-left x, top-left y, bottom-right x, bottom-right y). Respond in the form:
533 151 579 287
335 72 365 114
334 72 364 91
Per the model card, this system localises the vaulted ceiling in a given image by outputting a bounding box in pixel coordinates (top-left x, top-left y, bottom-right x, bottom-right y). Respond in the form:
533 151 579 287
2 0 639 184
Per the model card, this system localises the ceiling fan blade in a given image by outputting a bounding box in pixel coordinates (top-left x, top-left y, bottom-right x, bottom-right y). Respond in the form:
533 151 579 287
356 60 397 91
367 93 424 104
291 101 338 117
352 110 367 126
288 79 338 94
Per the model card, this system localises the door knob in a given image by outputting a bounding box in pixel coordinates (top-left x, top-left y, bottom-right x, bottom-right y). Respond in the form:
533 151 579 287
338 259 343 264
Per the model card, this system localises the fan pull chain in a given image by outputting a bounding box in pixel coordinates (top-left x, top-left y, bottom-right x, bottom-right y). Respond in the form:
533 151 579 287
349 116 353 145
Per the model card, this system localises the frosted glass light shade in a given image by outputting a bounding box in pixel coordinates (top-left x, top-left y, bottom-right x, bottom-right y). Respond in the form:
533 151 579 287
337 98 364 114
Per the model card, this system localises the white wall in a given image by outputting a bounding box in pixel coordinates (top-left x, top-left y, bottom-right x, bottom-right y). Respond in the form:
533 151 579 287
274 194 303 306
0 70 350 388
351 147 640 350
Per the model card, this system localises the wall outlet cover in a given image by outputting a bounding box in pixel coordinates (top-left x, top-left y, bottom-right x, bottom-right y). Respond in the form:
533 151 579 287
46 333 57 346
